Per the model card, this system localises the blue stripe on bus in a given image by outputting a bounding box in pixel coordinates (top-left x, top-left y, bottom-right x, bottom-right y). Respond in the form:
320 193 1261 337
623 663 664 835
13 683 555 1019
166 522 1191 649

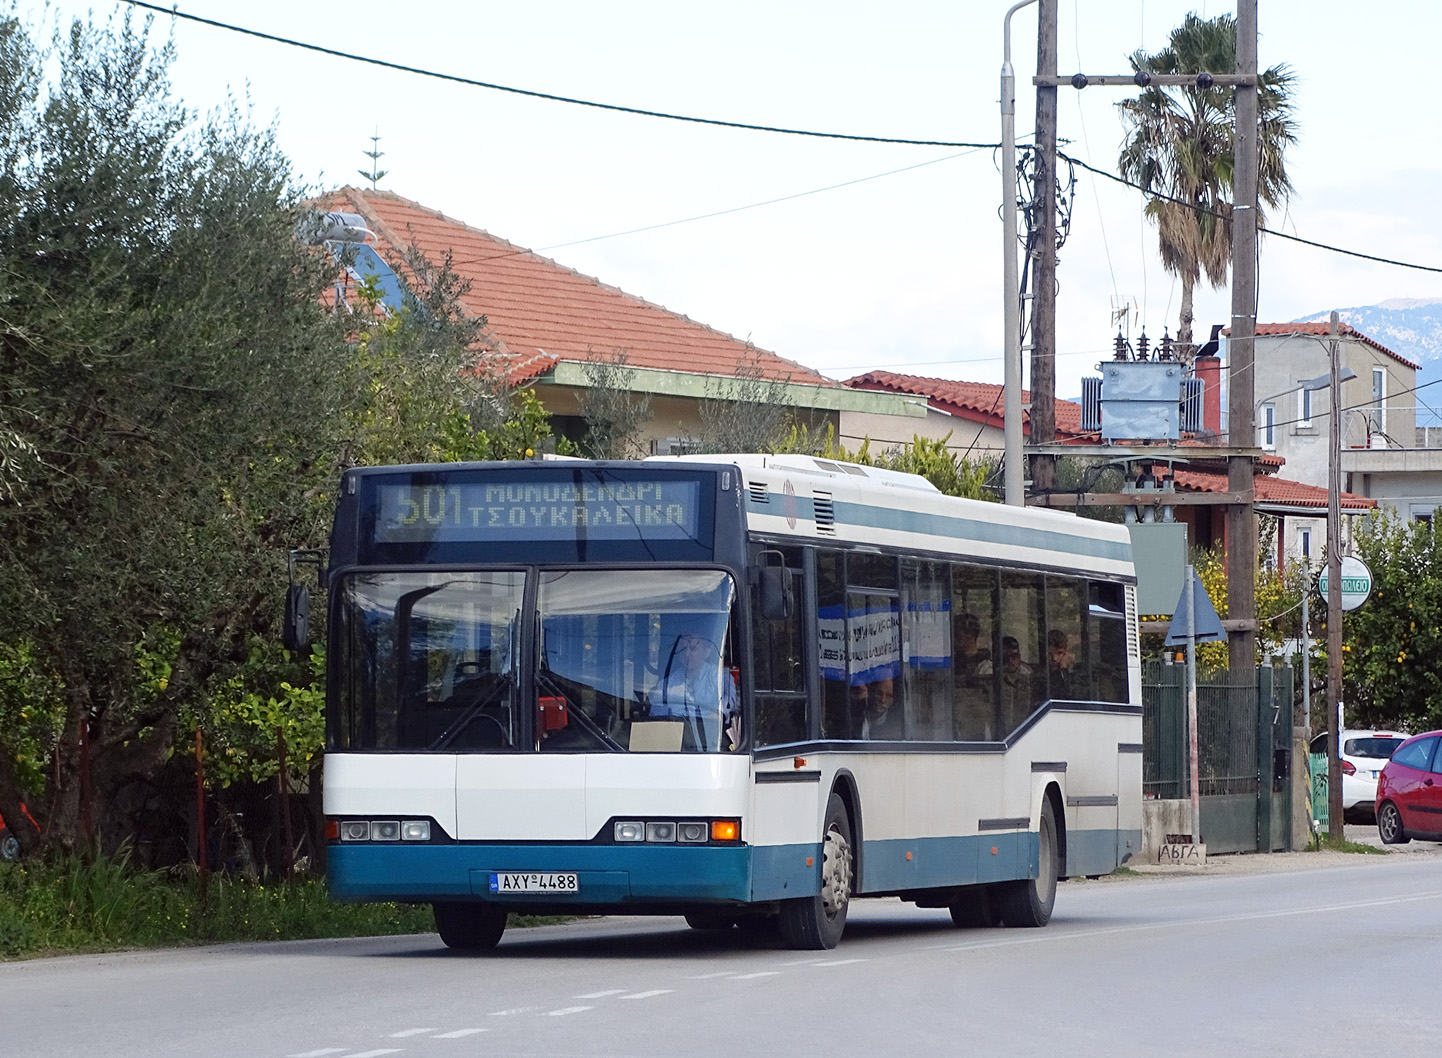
327 831 1137 906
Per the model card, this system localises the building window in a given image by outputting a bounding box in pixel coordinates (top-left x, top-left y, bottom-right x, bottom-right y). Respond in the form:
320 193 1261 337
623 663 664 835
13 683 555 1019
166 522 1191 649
1372 367 1387 437
1298 386 1313 427
1260 403 1276 449
1298 527 1312 562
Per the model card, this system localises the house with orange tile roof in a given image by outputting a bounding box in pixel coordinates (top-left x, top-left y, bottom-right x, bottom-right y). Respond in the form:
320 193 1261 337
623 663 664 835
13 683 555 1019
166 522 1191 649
1228 321 1441 561
842 370 1090 456
309 188 924 455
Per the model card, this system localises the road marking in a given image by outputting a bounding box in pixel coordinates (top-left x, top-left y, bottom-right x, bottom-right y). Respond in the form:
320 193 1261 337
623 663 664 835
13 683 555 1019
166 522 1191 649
388 1029 437 1037
346 1051 403 1057
620 989 674 999
286 1050 347 1057
687 972 735 979
547 1006 595 1016
486 1007 536 1016
432 1029 488 1039
575 989 626 999
728 971 781 980
810 959 867 967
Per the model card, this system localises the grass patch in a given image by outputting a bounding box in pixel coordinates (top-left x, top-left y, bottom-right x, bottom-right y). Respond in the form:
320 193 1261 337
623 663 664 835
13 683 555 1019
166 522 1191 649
1309 834 1386 854
0 852 439 960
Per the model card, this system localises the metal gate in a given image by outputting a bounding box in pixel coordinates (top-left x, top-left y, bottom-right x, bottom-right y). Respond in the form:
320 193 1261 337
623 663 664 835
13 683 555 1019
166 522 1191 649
1142 659 1293 853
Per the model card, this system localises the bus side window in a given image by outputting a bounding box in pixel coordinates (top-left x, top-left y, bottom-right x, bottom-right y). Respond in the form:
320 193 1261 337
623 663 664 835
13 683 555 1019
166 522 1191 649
1089 580 1129 703
902 558 951 740
998 569 1045 735
951 563 999 740
751 551 806 747
816 550 852 740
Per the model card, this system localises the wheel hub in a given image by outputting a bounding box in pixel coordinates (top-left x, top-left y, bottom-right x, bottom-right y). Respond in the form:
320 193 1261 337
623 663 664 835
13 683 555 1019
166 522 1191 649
820 824 852 915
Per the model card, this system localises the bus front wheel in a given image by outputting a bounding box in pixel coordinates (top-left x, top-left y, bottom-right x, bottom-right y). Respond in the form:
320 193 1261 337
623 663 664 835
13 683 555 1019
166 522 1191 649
997 798 1058 928
433 901 508 951
779 793 853 950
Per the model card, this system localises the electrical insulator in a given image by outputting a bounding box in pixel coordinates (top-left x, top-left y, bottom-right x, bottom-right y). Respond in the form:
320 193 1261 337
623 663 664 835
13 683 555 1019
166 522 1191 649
1136 331 1150 362
1158 330 1175 361
1113 331 1130 361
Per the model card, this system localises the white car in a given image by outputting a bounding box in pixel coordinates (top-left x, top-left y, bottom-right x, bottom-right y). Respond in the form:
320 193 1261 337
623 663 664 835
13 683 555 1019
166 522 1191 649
1311 730 1407 821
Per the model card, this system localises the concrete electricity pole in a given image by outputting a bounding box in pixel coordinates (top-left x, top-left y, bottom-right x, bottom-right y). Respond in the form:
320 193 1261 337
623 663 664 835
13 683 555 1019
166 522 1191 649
1226 0 1259 687
1028 0 1058 495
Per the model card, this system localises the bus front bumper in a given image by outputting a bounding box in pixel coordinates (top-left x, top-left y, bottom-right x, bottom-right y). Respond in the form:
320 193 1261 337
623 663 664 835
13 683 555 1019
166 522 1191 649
327 842 759 906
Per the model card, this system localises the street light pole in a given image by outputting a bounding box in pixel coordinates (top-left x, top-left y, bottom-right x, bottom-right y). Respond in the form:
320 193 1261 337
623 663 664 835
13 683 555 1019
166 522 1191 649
1000 0 1036 507
1326 311 1345 840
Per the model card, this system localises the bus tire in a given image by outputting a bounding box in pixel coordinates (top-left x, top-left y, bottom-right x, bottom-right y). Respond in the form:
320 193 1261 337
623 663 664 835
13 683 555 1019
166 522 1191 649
779 793 853 950
948 886 999 928
433 901 508 951
997 798 1058 928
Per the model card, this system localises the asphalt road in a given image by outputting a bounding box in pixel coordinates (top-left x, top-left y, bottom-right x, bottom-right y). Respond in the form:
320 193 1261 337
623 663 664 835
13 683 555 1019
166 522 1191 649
5 851 1439 1058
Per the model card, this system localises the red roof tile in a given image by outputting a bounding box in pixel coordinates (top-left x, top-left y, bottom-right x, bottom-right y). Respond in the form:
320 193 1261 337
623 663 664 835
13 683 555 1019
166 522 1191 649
1171 468 1376 511
844 371 1085 436
312 188 835 388
1225 322 1420 371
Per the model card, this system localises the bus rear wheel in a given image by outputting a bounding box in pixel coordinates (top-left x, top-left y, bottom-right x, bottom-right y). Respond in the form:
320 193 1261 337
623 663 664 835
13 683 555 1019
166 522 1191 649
997 798 1058 928
779 793 853 950
433 901 508 951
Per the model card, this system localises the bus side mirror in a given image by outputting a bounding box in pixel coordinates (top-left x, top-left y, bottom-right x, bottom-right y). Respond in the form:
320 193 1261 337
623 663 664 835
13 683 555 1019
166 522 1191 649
759 565 793 621
283 584 311 650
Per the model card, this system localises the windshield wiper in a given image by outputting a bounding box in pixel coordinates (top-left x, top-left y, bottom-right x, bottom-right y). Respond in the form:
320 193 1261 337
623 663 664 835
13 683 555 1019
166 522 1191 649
536 671 625 752
428 677 511 752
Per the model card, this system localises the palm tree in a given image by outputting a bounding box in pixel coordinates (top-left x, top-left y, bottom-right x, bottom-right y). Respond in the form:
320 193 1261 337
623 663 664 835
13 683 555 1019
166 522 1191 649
1117 13 1296 355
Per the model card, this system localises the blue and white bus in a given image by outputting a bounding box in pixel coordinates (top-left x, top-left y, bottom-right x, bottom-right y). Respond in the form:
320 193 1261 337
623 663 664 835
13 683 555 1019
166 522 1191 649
312 454 1141 950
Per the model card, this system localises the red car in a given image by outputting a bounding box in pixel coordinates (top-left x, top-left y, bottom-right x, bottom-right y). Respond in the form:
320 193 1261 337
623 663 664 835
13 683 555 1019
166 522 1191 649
1376 730 1442 844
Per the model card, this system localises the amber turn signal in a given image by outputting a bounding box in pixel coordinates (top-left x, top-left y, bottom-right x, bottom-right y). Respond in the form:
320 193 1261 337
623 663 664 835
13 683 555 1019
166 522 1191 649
710 819 740 842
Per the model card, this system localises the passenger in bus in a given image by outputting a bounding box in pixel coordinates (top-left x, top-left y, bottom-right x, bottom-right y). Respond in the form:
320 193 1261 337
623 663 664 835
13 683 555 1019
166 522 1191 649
1046 629 1076 700
953 612 991 680
650 632 739 749
857 677 903 740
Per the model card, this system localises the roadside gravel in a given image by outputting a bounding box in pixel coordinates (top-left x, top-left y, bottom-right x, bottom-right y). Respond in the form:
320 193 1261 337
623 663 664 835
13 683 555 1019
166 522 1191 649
1115 822 1442 879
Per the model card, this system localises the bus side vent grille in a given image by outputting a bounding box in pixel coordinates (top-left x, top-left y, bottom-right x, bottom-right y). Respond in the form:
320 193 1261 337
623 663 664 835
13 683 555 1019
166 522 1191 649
1125 585 1140 659
813 491 836 534
748 482 769 504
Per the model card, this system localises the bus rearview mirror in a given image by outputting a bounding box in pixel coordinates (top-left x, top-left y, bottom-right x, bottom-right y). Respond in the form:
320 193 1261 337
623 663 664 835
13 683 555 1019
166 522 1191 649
759 565 792 620
283 584 311 650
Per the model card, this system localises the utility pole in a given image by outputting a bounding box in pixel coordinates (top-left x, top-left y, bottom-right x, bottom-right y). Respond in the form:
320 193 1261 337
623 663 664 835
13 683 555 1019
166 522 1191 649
1028 0 1058 495
1226 0 1259 690
1326 311 1344 840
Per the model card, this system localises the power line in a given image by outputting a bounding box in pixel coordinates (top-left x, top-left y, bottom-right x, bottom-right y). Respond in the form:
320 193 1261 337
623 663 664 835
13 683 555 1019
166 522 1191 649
123 1 995 150
122 3 1442 279
1062 152 1442 275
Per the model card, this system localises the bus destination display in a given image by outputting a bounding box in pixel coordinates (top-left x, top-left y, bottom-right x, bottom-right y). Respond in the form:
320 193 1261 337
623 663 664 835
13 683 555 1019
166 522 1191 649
372 476 704 544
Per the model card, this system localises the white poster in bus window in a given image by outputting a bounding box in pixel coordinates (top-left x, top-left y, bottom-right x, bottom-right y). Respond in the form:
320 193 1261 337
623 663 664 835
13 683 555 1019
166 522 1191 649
905 598 952 670
818 603 901 685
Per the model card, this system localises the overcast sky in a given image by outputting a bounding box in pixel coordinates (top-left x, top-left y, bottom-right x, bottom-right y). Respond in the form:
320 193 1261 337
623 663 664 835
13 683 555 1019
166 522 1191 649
21 1 1442 395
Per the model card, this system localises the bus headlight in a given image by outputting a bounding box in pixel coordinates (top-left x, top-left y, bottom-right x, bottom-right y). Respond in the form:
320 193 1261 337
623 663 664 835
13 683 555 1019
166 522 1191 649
645 822 676 842
402 820 431 841
339 820 370 842
677 822 708 843
370 820 401 841
614 821 645 842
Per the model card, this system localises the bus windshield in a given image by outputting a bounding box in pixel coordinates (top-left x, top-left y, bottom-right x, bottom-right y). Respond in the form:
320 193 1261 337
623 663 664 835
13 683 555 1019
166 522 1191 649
332 568 739 754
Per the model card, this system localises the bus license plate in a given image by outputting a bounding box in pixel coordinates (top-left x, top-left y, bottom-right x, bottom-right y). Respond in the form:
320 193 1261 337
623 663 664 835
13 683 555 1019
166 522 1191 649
489 872 580 894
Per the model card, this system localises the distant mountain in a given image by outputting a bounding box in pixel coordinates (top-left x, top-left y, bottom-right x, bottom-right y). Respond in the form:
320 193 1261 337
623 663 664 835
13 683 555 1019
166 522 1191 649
1298 298 1442 426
